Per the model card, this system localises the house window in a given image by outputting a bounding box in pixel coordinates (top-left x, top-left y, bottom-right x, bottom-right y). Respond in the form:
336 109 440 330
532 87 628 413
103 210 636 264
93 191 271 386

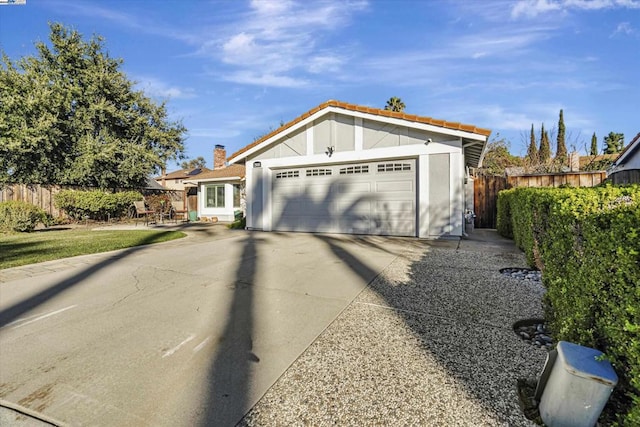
339 165 369 175
206 185 225 208
233 184 241 208
377 163 412 172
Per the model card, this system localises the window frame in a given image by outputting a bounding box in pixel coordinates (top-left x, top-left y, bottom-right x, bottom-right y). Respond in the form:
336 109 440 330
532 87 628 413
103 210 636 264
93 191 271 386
233 184 242 208
205 184 226 208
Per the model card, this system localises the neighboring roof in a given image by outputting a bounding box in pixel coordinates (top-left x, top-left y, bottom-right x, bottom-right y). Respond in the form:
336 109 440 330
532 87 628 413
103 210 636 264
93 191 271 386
612 132 640 167
156 167 210 180
228 100 492 164
145 177 167 190
579 154 618 169
185 164 245 182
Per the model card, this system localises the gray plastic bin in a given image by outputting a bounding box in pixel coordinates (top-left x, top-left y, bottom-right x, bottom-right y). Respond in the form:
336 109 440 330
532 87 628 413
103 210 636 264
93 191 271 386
538 341 618 427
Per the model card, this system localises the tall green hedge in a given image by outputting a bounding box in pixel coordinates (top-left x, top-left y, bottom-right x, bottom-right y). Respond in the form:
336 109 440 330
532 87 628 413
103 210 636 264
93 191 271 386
54 189 143 221
497 185 640 425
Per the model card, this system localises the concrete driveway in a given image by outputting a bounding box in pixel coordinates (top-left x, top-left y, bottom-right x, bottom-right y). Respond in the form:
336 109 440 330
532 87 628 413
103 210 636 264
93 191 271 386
1 226 412 426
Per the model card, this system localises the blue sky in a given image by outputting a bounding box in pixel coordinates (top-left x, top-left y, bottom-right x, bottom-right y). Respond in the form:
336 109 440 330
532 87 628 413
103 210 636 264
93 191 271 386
1 0 638 169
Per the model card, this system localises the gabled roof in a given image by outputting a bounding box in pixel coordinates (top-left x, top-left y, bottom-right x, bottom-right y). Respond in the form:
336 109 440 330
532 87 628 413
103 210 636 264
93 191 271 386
228 100 491 165
612 132 640 167
184 164 245 182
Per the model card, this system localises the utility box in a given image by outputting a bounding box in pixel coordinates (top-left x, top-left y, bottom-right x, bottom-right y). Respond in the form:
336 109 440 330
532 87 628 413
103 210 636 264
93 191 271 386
538 341 618 427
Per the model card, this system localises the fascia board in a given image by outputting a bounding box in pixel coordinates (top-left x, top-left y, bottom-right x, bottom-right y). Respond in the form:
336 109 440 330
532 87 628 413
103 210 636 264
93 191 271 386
184 176 242 184
614 140 639 166
340 108 488 142
229 109 328 164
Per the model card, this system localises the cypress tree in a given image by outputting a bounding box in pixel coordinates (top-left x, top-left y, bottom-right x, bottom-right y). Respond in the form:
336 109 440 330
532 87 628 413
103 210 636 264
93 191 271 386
539 124 551 163
556 109 567 161
590 132 598 156
527 124 538 164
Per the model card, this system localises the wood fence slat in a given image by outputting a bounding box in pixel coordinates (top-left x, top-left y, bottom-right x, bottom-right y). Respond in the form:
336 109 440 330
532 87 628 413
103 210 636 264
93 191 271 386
474 171 609 229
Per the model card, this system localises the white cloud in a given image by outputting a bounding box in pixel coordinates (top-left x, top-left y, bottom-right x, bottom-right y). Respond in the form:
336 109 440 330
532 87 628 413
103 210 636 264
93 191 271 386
205 0 368 87
307 54 345 74
511 0 561 19
49 0 196 43
611 21 636 36
221 71 309 88
135 77 196 99
511 0 640 19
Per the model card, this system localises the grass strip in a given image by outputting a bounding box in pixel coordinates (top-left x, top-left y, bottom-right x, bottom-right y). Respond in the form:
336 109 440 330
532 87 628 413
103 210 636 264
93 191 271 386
0 229 186 269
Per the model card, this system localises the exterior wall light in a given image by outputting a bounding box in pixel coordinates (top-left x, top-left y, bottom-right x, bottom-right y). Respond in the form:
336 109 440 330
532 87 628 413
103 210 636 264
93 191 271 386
326 146 335 157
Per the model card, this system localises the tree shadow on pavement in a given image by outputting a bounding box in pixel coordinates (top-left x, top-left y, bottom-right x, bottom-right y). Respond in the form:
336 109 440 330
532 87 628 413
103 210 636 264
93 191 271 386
201 232 260 426
0 232 171 328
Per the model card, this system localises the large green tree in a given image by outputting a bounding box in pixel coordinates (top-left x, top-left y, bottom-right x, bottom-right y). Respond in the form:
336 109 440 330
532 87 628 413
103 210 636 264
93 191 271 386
556 109 567 162
480 136 523 175
0 23 185 189
180 157 207 170
603 132 624 154
539 123 551 163
590 132 598 156
526 124 538 165
384 96 405 112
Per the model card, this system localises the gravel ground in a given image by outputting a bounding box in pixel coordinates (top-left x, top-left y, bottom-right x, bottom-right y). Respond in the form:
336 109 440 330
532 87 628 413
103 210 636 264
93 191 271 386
239 238 548 426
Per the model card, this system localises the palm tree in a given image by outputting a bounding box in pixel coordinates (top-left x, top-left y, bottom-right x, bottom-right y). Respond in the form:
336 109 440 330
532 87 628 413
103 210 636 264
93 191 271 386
384 97 405 112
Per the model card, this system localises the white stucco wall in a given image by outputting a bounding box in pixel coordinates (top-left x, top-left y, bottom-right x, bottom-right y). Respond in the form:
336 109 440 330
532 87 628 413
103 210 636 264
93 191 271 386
198 181 242 222
239 107 486 237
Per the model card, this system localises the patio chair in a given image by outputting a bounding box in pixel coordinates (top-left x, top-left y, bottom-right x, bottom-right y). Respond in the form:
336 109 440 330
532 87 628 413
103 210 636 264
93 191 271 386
170 201 188 223
133 200 155 226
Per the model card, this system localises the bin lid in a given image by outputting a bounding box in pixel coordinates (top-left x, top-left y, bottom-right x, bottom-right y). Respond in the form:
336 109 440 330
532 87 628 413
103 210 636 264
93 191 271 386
556 341 618 386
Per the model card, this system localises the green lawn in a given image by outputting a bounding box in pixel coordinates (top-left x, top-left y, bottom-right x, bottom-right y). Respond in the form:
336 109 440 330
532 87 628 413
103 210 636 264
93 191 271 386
0 229 187 269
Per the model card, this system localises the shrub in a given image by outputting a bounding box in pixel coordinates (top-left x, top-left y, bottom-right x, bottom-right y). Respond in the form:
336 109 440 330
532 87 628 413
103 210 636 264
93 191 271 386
0 201 46 232
498 184 640 425
144 193 171 215
496 189 514 238
228 216 246 229
54 190 143 221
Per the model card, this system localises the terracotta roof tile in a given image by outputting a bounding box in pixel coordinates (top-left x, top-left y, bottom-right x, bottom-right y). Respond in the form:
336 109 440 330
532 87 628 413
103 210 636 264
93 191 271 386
228 100 491 162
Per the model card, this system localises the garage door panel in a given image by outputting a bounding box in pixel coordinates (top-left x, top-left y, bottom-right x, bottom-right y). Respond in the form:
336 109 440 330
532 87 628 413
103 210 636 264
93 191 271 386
338 181 371 193
375 219 415 235
306 183 332 197
301 217 336 232
375 200 414 214
376 180 413 192
272 160 416 236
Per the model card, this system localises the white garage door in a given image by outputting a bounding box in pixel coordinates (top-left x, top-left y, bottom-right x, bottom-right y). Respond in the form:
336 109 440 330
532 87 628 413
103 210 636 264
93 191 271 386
271 160 416 236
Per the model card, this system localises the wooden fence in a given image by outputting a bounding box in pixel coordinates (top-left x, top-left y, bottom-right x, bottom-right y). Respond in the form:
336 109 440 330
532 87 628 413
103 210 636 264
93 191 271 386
0 184 184 218
474 171 607 229
608 169 640 185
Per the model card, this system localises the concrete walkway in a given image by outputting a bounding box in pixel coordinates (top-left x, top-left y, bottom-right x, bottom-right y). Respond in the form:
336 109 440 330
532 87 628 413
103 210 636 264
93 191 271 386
240 229 548 426
0 226 547 426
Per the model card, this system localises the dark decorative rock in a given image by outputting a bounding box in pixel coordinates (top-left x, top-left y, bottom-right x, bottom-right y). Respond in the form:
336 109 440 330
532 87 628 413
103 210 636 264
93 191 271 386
499 267 542 283
513 318 554 350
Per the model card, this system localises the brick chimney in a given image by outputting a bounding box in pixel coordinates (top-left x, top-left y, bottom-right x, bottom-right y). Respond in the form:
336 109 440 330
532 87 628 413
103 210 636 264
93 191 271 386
214 145 226 170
